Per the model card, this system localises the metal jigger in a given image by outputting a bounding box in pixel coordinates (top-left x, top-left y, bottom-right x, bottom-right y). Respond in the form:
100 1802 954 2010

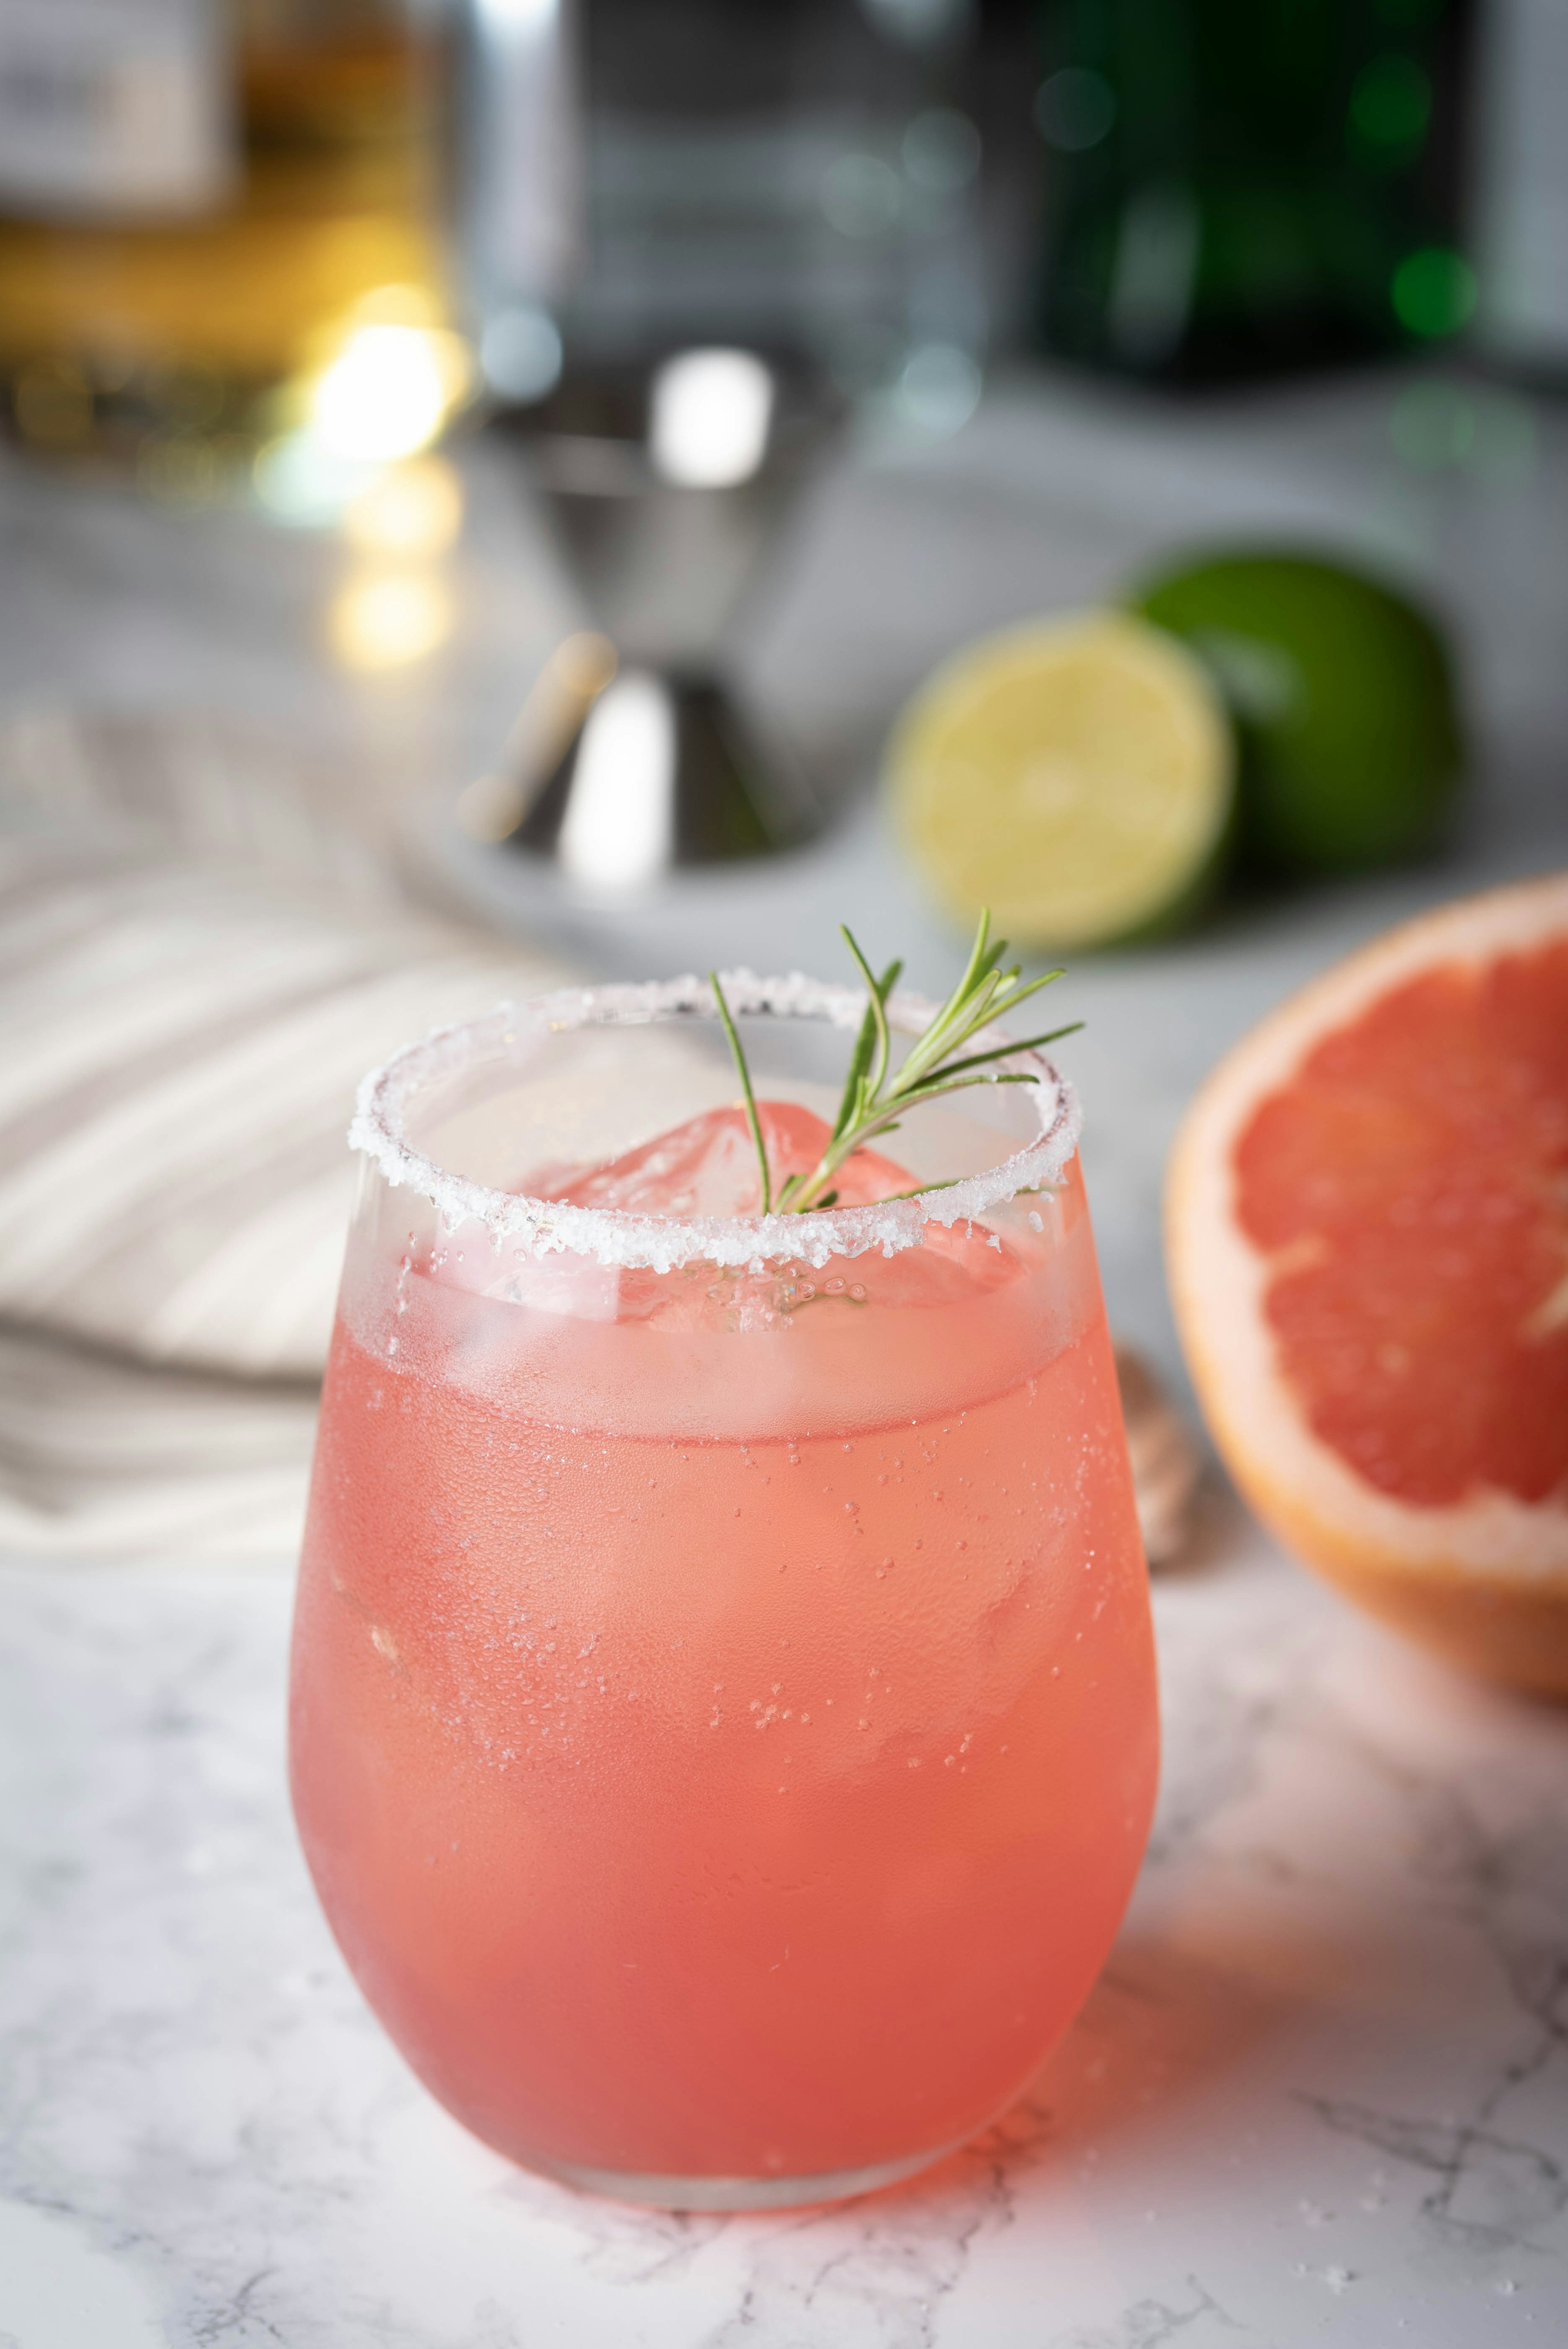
460 351 830 893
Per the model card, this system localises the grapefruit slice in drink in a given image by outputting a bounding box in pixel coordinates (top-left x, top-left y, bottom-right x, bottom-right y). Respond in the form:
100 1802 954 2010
1167 873 1568 1695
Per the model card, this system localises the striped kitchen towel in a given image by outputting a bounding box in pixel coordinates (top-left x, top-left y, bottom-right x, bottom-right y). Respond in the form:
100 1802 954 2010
0 707 570 1559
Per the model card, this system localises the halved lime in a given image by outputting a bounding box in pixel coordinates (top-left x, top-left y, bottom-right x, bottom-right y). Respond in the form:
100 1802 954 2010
886 611 1234 951
1131 551 1463 874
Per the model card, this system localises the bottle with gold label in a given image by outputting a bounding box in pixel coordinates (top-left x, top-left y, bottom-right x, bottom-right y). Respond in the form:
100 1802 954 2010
0 0 460 486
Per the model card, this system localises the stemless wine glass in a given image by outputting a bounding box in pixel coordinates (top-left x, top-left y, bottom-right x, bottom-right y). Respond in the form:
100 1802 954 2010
289 974 1158 2211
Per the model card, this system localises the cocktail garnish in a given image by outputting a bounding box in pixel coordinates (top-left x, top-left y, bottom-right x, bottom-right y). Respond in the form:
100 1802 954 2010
709 909 1079 1216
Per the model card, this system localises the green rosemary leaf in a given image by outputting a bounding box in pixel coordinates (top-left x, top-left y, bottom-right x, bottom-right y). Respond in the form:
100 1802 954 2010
708 911 1076 1217
832 992 879 1143
827 1068 1034 1162
867 1176 964 1203
710 970 773 1216
894 1072 1041 1113
958 908 994 995
929 986 1063 1074
873 967 904 1090
916 1022 1083 1084
840 925 893 1101
901 913 991 1082
942 965 1065 1050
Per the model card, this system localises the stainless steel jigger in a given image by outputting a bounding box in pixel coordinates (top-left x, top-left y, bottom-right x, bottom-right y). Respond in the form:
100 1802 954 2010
460 350 829 892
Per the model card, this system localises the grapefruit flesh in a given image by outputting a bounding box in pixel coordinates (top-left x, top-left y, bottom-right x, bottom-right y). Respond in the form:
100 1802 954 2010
1167 874 1568 1696
1235 941 1568 1510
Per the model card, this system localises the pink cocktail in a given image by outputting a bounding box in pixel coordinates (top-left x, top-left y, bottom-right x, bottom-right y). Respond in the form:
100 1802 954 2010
290 974 1158 2207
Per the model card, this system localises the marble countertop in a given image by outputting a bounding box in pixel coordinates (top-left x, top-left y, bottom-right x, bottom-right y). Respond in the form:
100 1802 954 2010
4 1521 1567 2348
2 364 1567 2343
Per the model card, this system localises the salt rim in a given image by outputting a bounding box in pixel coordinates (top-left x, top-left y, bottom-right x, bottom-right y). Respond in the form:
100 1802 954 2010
348 971 1082 1275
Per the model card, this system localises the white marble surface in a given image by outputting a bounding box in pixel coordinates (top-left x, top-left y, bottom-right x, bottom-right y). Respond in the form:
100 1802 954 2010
2 1522 1566 2347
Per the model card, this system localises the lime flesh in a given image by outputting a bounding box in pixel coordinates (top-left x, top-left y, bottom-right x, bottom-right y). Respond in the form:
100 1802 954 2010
886 611 1234 951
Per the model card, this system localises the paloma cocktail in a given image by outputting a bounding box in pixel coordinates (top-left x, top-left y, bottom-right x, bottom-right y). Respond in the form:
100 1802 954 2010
290 958 1157 2208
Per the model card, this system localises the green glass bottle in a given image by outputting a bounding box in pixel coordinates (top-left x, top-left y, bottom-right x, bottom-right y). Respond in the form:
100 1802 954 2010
1032 0 1474 381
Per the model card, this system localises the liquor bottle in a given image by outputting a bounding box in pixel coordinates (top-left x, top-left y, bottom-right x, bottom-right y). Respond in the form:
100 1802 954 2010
0 0 453 480
1031 0 1475 384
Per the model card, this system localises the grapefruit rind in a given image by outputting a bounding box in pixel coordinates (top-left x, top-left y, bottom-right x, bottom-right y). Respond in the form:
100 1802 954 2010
1166 872 1568 1693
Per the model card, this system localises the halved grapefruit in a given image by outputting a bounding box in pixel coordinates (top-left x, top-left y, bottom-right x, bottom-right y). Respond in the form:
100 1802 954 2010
1167 873 1568 1695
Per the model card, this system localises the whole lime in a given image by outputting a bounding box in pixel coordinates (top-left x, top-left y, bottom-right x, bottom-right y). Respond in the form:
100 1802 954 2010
1130 552 1463 875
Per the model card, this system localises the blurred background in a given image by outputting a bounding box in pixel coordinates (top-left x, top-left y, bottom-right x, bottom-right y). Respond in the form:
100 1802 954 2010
1 0 1566 1550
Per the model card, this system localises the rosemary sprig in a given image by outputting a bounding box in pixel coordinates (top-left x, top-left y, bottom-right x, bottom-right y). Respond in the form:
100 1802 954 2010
709 910 1080 1216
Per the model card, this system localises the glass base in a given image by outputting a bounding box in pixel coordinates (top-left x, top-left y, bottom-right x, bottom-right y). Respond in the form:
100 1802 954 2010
535 2139 962 2213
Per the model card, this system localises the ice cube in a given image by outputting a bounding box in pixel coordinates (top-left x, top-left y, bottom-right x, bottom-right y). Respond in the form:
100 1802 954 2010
523 1101 917 1220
